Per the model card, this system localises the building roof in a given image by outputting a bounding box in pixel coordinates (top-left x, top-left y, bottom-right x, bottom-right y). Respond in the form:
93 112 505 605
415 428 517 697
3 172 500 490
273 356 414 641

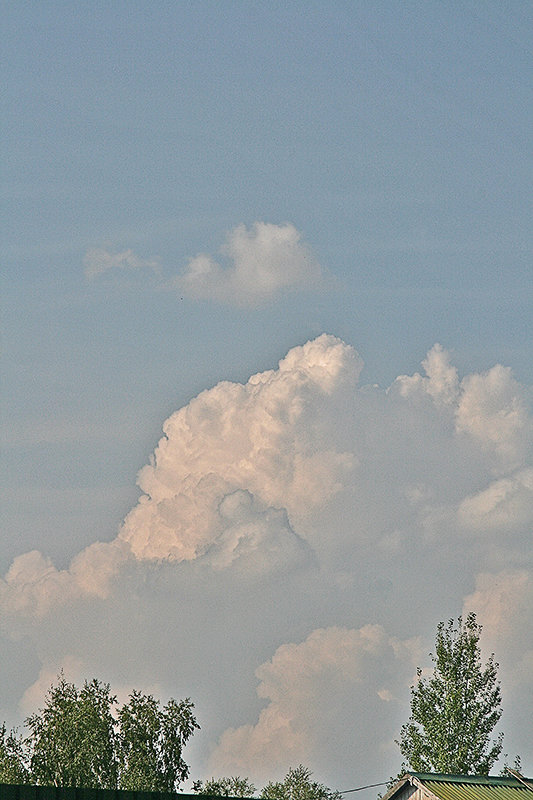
382 772 533 800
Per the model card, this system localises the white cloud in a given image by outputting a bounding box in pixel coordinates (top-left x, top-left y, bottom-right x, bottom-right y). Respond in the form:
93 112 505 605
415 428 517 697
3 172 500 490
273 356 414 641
208 625 420 785
203 491 312 576
0 539 131 633
118 334 357 562
463 570 532 646
19 656 86 715
394 349 531 474
0 550 82 621
462 569 533 762
18 657 164 718
394 343 459 407
177 222 323 306
84 247 159 279
456 364 532 472
1 335 532 782
83 223 321 306
2 334 354 622
458 467 533 531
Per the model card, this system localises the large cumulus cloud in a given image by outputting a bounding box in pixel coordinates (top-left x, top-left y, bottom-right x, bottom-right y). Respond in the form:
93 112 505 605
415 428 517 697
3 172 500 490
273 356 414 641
1 335 531 784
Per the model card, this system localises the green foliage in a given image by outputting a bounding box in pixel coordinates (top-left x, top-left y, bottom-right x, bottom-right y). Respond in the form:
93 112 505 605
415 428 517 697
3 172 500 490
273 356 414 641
397 613 504 774
261 766 342 800
193 775 257 796
192 766 339 800
499 754 522 776
25 673 118 788
1 671 199 791
0 723 30 784
117 691 199 792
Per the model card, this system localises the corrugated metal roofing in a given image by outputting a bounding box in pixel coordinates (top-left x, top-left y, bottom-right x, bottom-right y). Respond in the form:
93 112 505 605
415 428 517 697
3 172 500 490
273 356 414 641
411 776 531 786
410 774 533 800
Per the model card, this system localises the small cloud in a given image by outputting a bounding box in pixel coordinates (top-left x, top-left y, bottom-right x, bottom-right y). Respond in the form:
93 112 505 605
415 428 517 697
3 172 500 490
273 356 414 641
84 247 159 280
176 222 323 307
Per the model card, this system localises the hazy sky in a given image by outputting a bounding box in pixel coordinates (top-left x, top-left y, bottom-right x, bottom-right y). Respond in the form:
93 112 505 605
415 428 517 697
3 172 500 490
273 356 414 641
2 1 532 791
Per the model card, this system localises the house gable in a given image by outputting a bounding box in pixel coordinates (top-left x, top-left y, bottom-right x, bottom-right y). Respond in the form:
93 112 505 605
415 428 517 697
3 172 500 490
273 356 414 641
382 772 533 800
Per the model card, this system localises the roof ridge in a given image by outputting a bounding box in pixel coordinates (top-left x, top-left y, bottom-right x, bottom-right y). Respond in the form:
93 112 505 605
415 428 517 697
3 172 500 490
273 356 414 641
409 774 532 786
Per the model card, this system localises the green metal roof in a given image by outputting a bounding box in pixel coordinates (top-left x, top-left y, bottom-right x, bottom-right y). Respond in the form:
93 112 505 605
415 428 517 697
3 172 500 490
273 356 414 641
406 773 533 800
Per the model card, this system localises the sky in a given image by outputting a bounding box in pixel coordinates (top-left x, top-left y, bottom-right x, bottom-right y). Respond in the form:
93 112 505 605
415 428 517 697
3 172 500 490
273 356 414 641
1 0 532 791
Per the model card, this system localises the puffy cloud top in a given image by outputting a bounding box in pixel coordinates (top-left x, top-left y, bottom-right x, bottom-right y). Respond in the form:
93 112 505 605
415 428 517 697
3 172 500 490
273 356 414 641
120 334 357 562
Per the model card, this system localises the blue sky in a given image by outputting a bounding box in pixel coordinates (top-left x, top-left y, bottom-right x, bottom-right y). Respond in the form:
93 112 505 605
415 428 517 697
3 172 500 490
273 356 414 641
2 1 532 790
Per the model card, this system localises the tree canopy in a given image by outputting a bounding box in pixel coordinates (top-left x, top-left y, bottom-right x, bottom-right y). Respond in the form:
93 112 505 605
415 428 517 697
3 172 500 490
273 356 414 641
0 723 30 785
193 775 257 796
397 613 504 774
0 672 199 790
193 767 341 800
261 766 342 800
26 674 118 788
117 691 199 792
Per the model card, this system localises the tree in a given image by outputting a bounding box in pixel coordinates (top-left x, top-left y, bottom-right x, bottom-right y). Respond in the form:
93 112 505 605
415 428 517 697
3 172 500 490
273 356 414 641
117 691 199 792
0 723 30 784
25 673 118 788
193 776 257 796
2 672 199 790
261 766 342 800
397 613 504 774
